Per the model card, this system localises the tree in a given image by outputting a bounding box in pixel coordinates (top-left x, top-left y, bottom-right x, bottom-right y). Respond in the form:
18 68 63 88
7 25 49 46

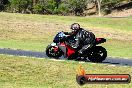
68 0 88 16
33 0 57 14
90 0 122 16
54 0 61 9
0 0 3 11
97 0 102 16
7 0 128 16
10 0 32 13
0 0 9 11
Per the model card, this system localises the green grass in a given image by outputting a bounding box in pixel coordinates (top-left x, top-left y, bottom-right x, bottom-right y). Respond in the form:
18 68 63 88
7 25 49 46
0 12 132 58
0 55 132 88
102 39 132 58
0 40 47 51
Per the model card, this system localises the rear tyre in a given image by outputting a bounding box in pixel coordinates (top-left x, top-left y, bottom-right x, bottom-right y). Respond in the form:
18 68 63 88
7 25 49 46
88 46 107 63
46 45 63 58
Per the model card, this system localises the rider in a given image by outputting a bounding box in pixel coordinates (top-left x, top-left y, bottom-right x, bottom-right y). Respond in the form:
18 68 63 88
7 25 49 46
64 23 96 56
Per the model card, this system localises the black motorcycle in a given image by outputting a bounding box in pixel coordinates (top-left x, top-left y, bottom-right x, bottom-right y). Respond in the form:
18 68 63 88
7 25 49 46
46 32 107 63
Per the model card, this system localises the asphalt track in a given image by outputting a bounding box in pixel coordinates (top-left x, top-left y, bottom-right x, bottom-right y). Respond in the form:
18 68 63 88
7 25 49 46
0 48 132 67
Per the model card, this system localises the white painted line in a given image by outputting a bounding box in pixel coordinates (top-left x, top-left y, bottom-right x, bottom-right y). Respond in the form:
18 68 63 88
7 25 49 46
109 65 116 67
49 59 65 62
79 62 85 64
0 54 44 60
123 58 129 59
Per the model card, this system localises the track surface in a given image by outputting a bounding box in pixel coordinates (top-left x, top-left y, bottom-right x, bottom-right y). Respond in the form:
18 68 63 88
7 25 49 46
0 48 132 67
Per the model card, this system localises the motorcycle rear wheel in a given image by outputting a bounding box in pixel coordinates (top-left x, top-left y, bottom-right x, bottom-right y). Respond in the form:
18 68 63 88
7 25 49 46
88 46 107 63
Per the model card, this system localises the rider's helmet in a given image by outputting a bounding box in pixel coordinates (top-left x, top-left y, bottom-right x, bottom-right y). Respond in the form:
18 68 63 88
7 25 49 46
70 23 80 33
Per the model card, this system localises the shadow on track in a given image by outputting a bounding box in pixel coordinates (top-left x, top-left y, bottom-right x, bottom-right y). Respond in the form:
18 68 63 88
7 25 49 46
0 48 131 67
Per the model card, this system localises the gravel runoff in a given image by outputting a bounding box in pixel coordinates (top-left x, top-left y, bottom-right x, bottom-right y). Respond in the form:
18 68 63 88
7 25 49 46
0 48 131 67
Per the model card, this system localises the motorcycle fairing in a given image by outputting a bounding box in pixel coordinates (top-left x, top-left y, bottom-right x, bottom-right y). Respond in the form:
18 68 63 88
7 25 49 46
66 45 76 57
60 42 76 57
51 43 57 46
95 38 106 44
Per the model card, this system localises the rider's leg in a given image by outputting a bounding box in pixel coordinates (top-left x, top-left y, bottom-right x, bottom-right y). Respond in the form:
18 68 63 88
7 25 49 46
78 36 95 54
78 44 93 54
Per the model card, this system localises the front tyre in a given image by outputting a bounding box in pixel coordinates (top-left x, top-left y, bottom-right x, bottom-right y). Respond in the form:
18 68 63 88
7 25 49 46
88 46 107 63
46 45 63 58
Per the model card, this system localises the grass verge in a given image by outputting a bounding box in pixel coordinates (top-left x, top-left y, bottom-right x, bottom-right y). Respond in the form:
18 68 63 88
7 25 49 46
0 55 132 88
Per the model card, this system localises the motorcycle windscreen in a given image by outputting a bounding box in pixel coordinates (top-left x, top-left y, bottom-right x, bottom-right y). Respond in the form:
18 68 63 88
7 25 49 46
53 32 66 43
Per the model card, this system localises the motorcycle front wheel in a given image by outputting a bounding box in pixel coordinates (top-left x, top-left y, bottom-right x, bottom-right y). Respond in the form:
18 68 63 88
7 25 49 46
46 45 63 58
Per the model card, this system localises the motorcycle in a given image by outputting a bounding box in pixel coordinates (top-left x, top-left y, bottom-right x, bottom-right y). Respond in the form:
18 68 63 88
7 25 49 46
46 32 107 62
